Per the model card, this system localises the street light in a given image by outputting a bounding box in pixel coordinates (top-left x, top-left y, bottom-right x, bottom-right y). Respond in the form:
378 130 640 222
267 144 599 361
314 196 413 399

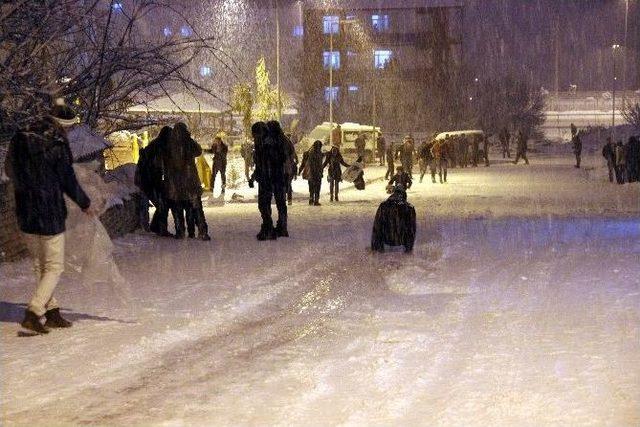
275 0 281 121
612 44 621 140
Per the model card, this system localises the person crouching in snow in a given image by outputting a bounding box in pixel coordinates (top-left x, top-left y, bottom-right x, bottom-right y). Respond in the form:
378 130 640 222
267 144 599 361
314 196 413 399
371 186 416 253
4 98 97 334
342 155 366 190
387 165 412 193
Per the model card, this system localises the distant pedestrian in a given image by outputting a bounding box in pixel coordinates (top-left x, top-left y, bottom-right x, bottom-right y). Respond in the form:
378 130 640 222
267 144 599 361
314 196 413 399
431 136 449 183
5 99 96 334
499 127 511 158
163 122 209 240
299 140 324 205
615 140 627 184
572 131 582 168
471 134 480 167
377 133 386 165
513 130 529 165
323 141 350 202
211 136 228 196
482 134 490 167
240 139 254 182
570 122 577 138
396 136 415 175
602 137 616 183
249 121 288 239
385 141 395 180
418 139 435 183
388 165 412 191
282 132 298 205
355 133 367 162
371 186 416 253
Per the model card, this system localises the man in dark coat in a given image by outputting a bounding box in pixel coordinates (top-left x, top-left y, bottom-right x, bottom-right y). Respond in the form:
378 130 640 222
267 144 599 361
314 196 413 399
323 142 350 202
431 136 449 183
396 137 415 175
513 130 529 165
377 133 386 166
482 134 490 167
626 136 640 183
135 126 172 236
471 134 480 167
211 136 228 195
602 137 616 183
499 127 511 158
385 141 395 180
572 131 582 168
282 133 298 206
162 122 208 239
355 133 367 162
418 139 435 183
388 166 412 190
371 186 416 253
299 140 324 205
250 121 288 239
240 139 254 182
5 101 95 334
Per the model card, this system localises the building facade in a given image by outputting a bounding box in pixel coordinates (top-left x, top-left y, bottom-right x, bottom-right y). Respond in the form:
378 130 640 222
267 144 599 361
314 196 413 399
302 0 463 134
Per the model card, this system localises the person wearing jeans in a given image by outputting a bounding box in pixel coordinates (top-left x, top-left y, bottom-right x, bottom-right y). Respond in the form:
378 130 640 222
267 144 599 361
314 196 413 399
5 99 95 334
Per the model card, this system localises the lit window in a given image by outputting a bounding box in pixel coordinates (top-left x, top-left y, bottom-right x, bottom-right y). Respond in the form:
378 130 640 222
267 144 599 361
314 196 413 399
374 49 393 69
163 27 172 37
372 14 390 32
292 25 304 37
324 87 339 103
112 2 124 12
180 25 193 37
323 16 339 34
323 51 340 69
200 65 212 77
348 85 359 92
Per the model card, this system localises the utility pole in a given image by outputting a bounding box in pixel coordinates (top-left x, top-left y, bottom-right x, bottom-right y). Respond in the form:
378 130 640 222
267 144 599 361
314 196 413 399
612 44 620 142
275 0 282 121
622 0 629 110
329 26 334 145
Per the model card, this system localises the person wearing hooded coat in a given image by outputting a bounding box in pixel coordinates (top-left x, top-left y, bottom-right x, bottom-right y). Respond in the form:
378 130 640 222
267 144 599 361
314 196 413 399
5 99 95 334
210 136 228 196
371 186 416 253
162 122 209 240
625 136 640 183
572 131 582 168
135 126 172 236
299 140 324 205
323 142 350 202
249 121 288 239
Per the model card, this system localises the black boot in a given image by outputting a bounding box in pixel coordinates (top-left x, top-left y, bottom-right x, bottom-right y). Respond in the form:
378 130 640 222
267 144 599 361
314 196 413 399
21 310 49 334
257 224 277 241
44 308 73 328
275 224 289 237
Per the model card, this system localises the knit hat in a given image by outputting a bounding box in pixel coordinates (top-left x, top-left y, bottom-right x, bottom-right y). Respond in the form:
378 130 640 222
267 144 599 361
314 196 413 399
50 98 77 127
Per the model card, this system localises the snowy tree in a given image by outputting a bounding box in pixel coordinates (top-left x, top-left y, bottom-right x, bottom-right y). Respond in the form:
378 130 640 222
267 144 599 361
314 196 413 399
0 0 230 145
231 83 253 138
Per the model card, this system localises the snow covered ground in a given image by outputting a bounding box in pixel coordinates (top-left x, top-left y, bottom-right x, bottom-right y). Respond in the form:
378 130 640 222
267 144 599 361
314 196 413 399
1 152 639 426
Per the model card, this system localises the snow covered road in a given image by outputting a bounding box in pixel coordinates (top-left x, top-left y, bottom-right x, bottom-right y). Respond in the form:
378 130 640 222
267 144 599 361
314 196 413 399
2 154 639 425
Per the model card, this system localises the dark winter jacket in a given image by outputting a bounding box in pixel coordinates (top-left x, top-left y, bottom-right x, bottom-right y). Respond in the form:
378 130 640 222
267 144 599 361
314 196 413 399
323 146 349 181
396 142 414 165
299 141 324 181
212 140 228 170
386 144 395 166
389 171 412 190
161 126 203 201
377 136 386 153
602 143 615 162
283 136 298 178
5 118 91 235
355 135 366 156
135 128 170 205
572 135 582 155
371 188 416 252
418 142 434 162
253 135 286 186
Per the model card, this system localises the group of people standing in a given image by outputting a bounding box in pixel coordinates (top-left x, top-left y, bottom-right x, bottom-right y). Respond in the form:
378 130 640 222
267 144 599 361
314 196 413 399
136 123 210 241
602 135 640 184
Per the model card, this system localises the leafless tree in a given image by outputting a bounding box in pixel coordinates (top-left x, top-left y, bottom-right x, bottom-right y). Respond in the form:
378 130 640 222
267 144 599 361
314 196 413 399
0 0 239 145
623 102 640 130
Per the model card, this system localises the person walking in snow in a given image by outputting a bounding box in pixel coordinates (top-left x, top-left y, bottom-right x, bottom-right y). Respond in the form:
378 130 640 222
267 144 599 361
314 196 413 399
572 131 582 168
210 136 228 196
135 126 172 237
299 140 325 205
323 140 350 202
602 137 616 183
163 122 209 240
431 136 449 183
388 165 412 191
418 139 435 183
240 139 254 182
385 141 396 180
396 136 415 176
282 132 299 206
249 121 288 239
377 133 386 166
513 130 529 165
355 133 367 163
5 99 96 334
625 136 640 183
499 127 511 159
